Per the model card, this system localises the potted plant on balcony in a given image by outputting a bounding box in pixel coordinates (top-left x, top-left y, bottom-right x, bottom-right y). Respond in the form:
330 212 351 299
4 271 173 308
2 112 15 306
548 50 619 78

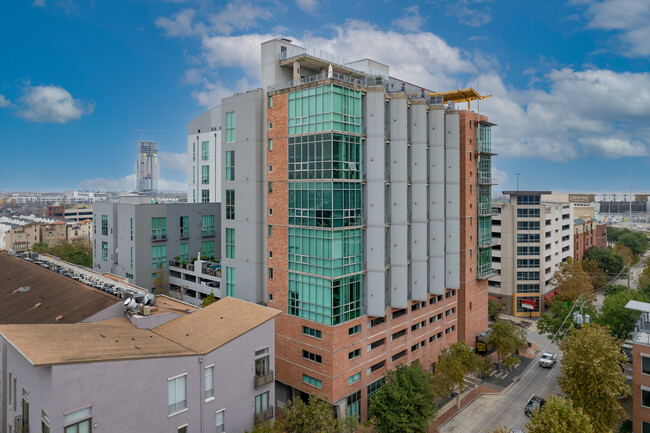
180 259 187 269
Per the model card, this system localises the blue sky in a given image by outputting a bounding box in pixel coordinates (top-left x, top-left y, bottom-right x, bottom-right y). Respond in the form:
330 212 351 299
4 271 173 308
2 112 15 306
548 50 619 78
1 0 649 194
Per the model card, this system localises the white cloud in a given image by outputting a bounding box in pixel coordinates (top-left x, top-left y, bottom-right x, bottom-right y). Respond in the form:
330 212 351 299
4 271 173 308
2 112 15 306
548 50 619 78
578 0 650 57
295 0 317 12
77 174 186 192
32 0 45 7
391 5 426 32
201 33 275 80
16 84 94 124
492 167 509 187
156 9 202 37
159 151 187 174
0 95 10 108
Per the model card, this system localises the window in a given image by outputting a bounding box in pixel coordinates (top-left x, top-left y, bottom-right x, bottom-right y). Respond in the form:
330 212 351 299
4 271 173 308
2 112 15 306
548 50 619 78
302 350 322 364
516 284 540 293
101 241 108 262
226 267 235 297
642 356 650 375
216 410 225 433
269 165 273 172
226 228 235 259
517 221 540 231
367 378 385 409
369 317 385 327
411 301 424 312
268 268 273 279
42 409 50 433
392 350 406 362
193 166 196 185
369 338 385 350
268 225 273 237
302 326 322 339
101 214 108 236
255 348 270 376
226 190 235 220
369 360 385 373
168 374 187 414
152 217 166 240
348 372 360 384
517 233 540 243
201 141 209 161
269 122 273 130
180 216 189 238
643 421 650 433
517 208 540 218
347 391 361 421
349 324 361 335
205 365 214 400
226 111 235 143
202 190 210 203
268 182 273 193
202 165 209 184
269 96 273 107
445 325 456 334
152 245 167 268
193 142 195 161
517 258 540 268
349 348 360 359
392 309 406 319
517 271 540 281
178 426 187 433
201 215 214 236
268 139 273 151
63 407 91 433
517 246 540 256
411 320 425 331
225 151 235 181
302 374 322 389
391 329 406 340
446 308 455 316
255 391 270 415
445 290 456 298
411 341 424 351
643 389 650 408
517 195 540 205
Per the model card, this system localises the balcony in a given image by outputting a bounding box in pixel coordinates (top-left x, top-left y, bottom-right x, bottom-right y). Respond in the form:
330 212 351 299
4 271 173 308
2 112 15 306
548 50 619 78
254 406 274 424
180 228 189 239
477 264 498 279
477 141 497 155
254 370 274 389
478 235 500 248
478 202 498 216
152 232 167 242
201 229 215 237
477 173 497 185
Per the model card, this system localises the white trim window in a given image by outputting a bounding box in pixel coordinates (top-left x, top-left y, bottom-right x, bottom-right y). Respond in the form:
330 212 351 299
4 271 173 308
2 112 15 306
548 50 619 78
216 409 225 433
205 365 214 401
642 353 650 375
63 406 91 433
168 374 187 415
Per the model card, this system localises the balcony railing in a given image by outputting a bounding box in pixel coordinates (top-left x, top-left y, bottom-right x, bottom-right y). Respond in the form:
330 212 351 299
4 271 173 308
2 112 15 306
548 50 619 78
478 235 500 248
477 141 498 155
477 264 498 279
254 370 274 389
478 202 498 216
477 173 497 185
180 228 189 239
151 232 167 241
254 406 274 424
201 229 215 237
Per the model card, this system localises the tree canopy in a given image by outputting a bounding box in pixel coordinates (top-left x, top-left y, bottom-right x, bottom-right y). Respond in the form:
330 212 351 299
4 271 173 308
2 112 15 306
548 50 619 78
549 259 594 305
435 341 477 392
581 258 608 290
31 242 92 267
526 394 594 433
617 230 648 255
596 289 643 339
537 300 597 340
558 324 630 433
488 298 504 321
369 362 438 433
281 395 350 433
614 244 635 266
201 290 217 307
487 320 527 362
584 246 624 276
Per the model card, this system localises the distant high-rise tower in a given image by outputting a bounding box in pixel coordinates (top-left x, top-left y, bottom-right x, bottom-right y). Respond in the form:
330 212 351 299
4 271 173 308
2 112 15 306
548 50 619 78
136 141 158 196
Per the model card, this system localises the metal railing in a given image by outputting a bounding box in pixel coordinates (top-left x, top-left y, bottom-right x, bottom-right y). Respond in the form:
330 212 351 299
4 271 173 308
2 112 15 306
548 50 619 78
180 228 189 239
254 370 274 389
477 264 498 279
254 406 274 423
477 173 497 185
478 235 500 248
151 232 167 241
478 202 498 216
477 140 498 155
201 229 215 237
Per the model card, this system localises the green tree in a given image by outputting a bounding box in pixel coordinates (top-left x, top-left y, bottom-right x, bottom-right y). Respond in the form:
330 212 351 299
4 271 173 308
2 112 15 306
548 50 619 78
549 258 594 305
201 290 217 307
617 230 648 255
246 421 282 433
282 395 349 433
435 342 477 392
153 271 169 295
537 300 597 341
476 356 493 379
614 244 635 266
584 246 624 276
526 394 594 433
596 289 643 339
488 427 513 433
638 263 650 291
582 258 608 290
607 226 625 243
558 324 630 433
488 298 504 321
369 362 437 433
488 320 527 363
31 242 49 253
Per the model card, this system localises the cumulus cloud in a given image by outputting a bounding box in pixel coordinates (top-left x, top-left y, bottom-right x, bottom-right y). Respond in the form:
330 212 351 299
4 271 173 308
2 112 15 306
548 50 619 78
156 9 202 37
391 5 426 32
295 0 317 12
159 151 188 174
434 0 494 27
0 95 10 108
77 174 186 192
577 0 650 57
16 84 94 124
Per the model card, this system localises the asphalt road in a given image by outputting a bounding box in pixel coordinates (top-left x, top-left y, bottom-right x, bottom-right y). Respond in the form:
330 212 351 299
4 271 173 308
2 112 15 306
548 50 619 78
440 326 562 433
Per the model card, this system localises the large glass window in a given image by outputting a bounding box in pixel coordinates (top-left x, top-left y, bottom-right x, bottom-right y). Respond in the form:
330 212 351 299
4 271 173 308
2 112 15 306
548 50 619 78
517 246 540 256
152 217 166 240
226 228 235 259
180 216 189 238
517 284 540 293
226 190 235 220
225 151 235 181
101 215 108 236
180 243 188 263
302 374 322 389
516 297 540 313
64 407 91 433
517 221 540 231
168 374 187 415
216 410 225 433
205 365 214 401
517 208 540 218
255 347 270 376
288 228 362 277
226 112 235 143
226 267 235 297
101 241 108 262
288 133 362 181
202 190 209 203
517 233 540 243
202 241 214 259
289 182 362 228
288 84 361 135
152 245 167 269
346 391 361 421
517 195 541 205
642 356 650 375
288 272 361 325
201 141 209 161
255 392 270 415
643 389 650 408
517 271 540 281
201 215 214 236
202 166 209 184
517 258 540 268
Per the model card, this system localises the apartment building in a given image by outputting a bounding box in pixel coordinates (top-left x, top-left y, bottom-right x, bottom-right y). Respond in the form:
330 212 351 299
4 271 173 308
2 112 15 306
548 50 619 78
489 191 574 317
625 300 650 433
93 194 221 299
187 38 497 420
188 106 222 204
0 297 280 433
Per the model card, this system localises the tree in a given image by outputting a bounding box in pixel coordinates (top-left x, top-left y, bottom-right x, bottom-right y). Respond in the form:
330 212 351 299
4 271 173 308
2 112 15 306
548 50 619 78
537 300 597 341
282 395 348 433
549 259 594 305
476 356 494 379
596 289 643 339
488 427 514 433
153 271 169 295
488 320 527 363
614 244 635 266
584 246 624 276
246 421 282 433
435 342 477 392
369 362 438 433
638 263 650 291
582 258 608 290
558 324 630 433
617 230 648 255
31 242 49 253
488 298 504 321
526 394 594 433
32 242 92 267
201 290 217 307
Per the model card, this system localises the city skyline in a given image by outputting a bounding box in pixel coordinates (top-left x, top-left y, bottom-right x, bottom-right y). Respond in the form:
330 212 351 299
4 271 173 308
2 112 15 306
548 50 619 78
0 0 648 193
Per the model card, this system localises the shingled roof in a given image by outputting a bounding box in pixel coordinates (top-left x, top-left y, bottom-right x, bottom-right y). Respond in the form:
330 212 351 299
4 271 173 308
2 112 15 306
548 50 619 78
0 252 120 324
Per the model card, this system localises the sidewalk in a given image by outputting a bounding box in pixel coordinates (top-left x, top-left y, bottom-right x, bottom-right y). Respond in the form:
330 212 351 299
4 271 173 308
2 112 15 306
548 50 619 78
428 384 501 433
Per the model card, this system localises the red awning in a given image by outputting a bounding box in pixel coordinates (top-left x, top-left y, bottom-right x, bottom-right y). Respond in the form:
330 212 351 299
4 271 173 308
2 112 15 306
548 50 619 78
544 290 557 301
488 295 500 301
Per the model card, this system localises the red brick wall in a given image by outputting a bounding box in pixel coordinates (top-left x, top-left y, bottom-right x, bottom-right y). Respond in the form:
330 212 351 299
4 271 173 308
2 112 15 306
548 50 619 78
632 343 650 433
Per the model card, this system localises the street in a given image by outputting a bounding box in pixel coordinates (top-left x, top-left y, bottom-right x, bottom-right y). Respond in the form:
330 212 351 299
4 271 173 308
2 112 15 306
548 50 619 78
440 324 562 433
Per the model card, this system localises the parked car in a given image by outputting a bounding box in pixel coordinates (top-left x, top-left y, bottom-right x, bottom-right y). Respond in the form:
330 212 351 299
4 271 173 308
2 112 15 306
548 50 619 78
539 352 557 368
525 395 545 416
